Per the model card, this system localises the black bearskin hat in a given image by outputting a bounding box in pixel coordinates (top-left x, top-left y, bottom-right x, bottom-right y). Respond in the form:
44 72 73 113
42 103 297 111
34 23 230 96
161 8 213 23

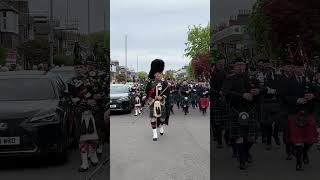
148 59 165 79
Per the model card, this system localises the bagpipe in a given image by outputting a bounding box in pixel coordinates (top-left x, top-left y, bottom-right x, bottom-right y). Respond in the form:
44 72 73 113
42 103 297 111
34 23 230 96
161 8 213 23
151 83 167 118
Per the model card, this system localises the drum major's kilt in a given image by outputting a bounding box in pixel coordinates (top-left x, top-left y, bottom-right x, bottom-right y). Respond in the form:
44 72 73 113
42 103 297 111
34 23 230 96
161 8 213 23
226 107 258 138
149 104 166 119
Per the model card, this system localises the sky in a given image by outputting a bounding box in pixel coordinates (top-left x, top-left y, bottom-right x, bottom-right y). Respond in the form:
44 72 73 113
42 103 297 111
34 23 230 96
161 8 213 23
28 0 109 33
211 0 256 27
110 0 210 73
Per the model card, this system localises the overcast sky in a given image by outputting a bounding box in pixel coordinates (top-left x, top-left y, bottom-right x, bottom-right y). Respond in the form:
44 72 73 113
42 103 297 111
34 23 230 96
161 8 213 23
28 0 109 33
111 0 209 72
211 0 256 27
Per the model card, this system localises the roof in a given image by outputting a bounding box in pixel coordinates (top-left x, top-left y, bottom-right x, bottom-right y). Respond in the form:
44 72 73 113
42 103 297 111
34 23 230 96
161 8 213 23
0 1 19 13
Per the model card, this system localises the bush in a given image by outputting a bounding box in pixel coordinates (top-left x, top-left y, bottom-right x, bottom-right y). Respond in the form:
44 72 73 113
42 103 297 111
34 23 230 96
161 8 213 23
0 48 8 66
54 55 73 66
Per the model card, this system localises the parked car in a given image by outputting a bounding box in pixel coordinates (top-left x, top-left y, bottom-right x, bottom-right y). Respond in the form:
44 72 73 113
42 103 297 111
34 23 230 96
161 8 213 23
0 71 70 162
110 84 133 113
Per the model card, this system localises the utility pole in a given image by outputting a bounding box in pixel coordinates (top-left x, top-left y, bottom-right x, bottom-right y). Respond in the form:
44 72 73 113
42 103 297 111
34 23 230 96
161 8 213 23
137 56 138 72
125 35 128 83
87 0 90 34
49 0 54 69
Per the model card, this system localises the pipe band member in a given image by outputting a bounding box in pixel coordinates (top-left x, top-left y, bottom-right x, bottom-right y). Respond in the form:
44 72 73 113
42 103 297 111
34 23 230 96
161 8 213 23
144 59 169 141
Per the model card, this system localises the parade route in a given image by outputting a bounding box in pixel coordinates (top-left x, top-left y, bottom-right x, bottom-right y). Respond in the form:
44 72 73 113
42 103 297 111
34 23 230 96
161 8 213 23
111 106 210 180
212 139 320 180
0 145 109 180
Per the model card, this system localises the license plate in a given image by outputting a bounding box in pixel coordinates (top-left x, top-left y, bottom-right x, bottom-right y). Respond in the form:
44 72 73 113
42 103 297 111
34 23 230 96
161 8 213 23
110 104 116 108
0 137 20 145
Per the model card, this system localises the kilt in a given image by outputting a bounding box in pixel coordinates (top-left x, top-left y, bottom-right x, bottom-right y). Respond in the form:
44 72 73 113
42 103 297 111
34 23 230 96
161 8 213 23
285 113 318 144
226 107 258 139
211 106 229 127
149 104 166 119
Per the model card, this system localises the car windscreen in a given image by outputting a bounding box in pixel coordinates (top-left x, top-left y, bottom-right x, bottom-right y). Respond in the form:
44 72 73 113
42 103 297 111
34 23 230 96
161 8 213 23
0 78 56 101
110 85 129 94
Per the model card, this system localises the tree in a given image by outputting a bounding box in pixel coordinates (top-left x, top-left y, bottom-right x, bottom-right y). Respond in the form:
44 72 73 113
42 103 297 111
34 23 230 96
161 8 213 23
80 31 110 49
54 55 73 66
0 48 8 66
116 74 126 82
164 70 175 79
18 40 49 65
191 52 211 80
247 0 271 58
184 24 210 60
137 71 148 80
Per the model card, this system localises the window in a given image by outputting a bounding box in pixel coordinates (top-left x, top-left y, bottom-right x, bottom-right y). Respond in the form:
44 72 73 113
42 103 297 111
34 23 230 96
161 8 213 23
3 19 7 30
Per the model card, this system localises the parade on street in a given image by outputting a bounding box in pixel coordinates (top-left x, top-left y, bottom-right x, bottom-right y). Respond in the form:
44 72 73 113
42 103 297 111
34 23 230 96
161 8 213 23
111 102 209 180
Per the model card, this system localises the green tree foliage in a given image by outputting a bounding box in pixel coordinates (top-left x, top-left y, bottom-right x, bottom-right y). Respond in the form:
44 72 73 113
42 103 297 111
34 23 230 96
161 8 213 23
80 31 110 49
247 0 271 57
54 55 73 66
137 71 148 80
184 24 210 60
116 74 126 82
0 48 8 66
18 40 49 65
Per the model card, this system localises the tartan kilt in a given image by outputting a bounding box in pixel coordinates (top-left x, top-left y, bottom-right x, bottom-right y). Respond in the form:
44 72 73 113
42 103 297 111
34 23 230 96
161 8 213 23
226 106 258 139
149 104 166 119
285 113 318 144
211 106 230 127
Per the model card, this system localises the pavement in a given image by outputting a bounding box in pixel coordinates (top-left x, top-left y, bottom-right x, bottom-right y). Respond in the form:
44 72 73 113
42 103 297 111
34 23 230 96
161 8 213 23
110 106 210 180
0 144 109 180
212 137 320 180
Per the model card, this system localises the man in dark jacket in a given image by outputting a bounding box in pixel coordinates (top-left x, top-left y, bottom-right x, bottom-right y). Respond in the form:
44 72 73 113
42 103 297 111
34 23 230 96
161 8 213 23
222 57 261 170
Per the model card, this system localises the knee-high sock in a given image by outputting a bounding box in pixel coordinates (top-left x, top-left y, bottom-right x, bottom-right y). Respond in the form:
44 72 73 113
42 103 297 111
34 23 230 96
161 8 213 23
295 145 303 163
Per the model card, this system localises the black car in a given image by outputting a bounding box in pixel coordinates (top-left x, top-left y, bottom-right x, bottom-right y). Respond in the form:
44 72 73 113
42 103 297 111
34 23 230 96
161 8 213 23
0 71 69 161
110 84 133 113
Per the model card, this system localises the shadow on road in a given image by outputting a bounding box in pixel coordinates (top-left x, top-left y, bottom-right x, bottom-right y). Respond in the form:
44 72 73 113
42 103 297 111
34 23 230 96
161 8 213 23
0 153 69 170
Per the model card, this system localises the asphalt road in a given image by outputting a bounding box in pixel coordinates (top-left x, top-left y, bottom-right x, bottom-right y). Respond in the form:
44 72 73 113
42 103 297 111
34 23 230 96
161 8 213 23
0 144 109 180
110 106 210 180
212 137 320 180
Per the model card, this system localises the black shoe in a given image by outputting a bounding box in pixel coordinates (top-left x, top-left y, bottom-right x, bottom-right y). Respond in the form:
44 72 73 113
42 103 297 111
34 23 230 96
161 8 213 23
91 161 98 167
153 138 157 141
160 133 164 136
78 167 89 172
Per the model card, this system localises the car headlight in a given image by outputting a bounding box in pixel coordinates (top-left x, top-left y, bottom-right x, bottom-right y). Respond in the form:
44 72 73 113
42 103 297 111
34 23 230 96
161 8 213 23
118 97 129 101
30 112 57 123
